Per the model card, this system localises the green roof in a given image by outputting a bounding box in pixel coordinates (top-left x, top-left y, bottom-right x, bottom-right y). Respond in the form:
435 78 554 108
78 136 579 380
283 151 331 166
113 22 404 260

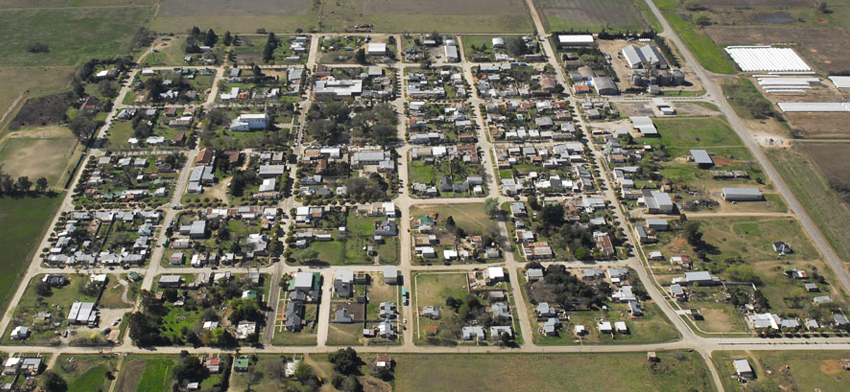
235 358 249 368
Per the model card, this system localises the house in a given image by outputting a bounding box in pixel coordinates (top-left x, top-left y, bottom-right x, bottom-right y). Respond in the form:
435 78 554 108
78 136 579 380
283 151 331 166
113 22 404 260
612 286 636 302
3 358 20 376
646 218 668 231
510 202 527 217
10 326 29 340
722 187 763 201
536 302 557 318
334 269 354 298
20 358 41 376
747 313 781 330
461 326 485 340
333 308 354 323
526 268 544 281
805 282 819 292
490 326 513 341
158 275 183 289
487 266 505 283
597 321 612 333
834 313 849 328
614 321 629 333
492 303 511 320
383 266 399 285
234 357 250 372
670 284 687 301
204 358 222 373
673 271 720 286
773 242 792 255
422 306 440 319
733 359 755 379
367 43 387 55
230 113 269 131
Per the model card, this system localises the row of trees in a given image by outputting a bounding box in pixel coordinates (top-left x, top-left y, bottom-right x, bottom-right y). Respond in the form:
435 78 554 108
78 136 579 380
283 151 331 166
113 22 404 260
0 165 49 195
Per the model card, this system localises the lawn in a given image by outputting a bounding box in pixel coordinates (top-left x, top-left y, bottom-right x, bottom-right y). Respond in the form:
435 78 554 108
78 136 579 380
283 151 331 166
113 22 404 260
99 274 139 308
0 7 155 66
410 204 498 236
0 127 81 186
712 350 850 392
394 351 716 391
412 272 470 344
0 193 64 314
302 210 400 266
53 354 118 392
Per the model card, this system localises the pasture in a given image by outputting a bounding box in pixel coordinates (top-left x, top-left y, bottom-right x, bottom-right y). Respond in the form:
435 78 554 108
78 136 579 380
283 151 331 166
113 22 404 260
712 350 850 392
0 7 154 67
536 0 647 33
0 127 81 186
768 147 850 266
394 351 715 391
0 193 64 314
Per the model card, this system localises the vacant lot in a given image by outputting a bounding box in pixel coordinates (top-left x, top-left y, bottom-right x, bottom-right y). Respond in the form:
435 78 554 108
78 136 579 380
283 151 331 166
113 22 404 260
0 193 64 314
706 26 850 72
115 356 176 392
53 354 119 392
767 146 850 265
712 350 850 392
654 116 750 160
536 0 646 32
395 352 715 391
0 127 81 186
0 7 154 66
697 216 818 262
7 92 74 130
410 204 498 236
320 0 533 33
0 67 72 130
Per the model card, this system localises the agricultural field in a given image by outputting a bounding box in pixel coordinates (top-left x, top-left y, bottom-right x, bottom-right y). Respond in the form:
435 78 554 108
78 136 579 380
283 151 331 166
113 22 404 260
767 147 850 268
0 127 81 187
706 26 850 73
52 354 119 392
0 193 64 314
321 0 534 33
536 0 648 33
653 0 736 74
152 0 317 33
0 7 154 67
394 351 716 391
712 350 850 392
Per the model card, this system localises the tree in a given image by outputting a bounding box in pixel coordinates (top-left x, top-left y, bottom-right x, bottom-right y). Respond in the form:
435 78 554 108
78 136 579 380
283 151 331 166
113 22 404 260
505 36 528 57
26 42 49 53
540 204 565 227
527 196 540 210
817 1 829 13
693 13 711 26
35 177 49 193
683 0 703 11
484 198 500 218
204 29 218 46
223 31 233 46
173 356 209 383
41 371 67 392
36 281 52 297
68 117 98 142
295 248 318 263
16 176 31 192
683 221 703 247
97 80 118 98
328 347 362 376
355 48 367 64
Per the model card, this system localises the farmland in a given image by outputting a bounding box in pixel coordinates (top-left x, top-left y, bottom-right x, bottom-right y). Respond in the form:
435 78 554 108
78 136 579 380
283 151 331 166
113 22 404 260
535 0 647 33
321 0 534 33
394 352 716 391
712 350 850 392
653 0 735 74
706 26 850 73
0 193 64 314
0 7 154 67
152 0 316 33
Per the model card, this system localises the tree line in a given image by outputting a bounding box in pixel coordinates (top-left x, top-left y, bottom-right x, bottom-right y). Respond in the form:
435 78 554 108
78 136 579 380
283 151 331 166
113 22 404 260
0 165 50 196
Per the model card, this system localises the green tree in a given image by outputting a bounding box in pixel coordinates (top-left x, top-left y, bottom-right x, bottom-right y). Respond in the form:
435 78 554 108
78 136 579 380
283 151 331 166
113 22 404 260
355 48 367 64
223 31 233 46
328 347 362 375
484 198 500 218
41 371 67 392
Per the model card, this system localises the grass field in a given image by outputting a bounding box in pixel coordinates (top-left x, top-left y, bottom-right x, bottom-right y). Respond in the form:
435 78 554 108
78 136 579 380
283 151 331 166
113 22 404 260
410 204 498 236
767 147 850 268
394 351 716 391
53 354 118 392
712 350 850 392
653 116 751 160
115 355 176 392
152 0 316 33
697 217 819 262
0 127 81 187
654 2 735 74
0 7 155 66
0 193 64 315
537 0 647 33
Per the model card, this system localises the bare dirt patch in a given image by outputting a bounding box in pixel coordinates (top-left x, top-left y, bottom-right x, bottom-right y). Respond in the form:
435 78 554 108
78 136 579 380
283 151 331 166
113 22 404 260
784 112 850 138
699 308 735 332
705 26 850 72
114 359 145 391
8 92 73 130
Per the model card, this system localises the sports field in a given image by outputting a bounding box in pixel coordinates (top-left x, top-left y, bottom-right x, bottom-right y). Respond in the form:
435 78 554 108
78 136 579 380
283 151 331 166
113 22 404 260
0 127 81 187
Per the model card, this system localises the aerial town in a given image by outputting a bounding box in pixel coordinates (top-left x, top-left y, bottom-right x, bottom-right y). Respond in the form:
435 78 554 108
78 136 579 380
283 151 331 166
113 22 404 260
1 0 850 391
